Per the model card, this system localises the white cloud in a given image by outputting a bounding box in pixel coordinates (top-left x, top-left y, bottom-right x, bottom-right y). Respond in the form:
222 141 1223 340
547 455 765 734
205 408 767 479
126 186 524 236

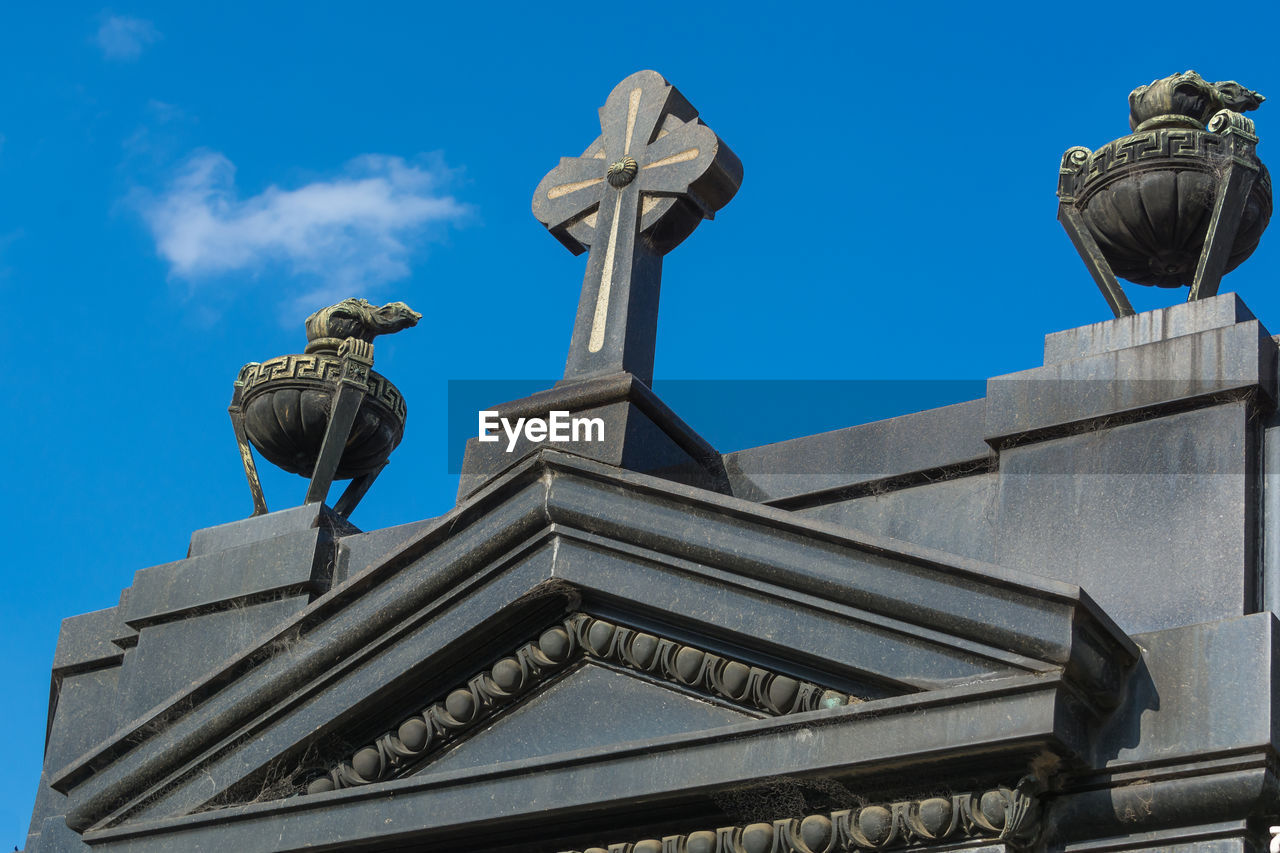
138 151 469 305
95 15 160 61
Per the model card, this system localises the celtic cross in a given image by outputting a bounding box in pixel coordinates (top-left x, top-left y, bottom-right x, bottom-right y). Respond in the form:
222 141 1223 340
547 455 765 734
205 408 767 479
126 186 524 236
533 70 742 386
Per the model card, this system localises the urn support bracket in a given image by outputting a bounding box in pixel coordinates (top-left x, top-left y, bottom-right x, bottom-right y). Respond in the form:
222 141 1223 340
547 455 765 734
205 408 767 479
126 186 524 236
304 338 375 509
1189 110 1262 301
333 462 386 518
228 370 269 517
1056 147 1135 318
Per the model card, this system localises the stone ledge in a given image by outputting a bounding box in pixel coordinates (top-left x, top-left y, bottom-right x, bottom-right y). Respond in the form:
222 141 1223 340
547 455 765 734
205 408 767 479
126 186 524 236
1043 293 1262 366
188 503 357 558
125 528 332 628
458 373 725 499
53 606 128 673
986 320 1278 445
723 398 992 505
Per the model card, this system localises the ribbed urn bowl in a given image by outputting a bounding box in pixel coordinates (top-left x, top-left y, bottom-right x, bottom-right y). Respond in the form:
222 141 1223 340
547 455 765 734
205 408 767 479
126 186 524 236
239 353 407 479
1077 128 1272 287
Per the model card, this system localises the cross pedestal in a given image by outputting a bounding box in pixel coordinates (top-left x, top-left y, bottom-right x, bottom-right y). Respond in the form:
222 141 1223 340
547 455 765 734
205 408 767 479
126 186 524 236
457 373 725 499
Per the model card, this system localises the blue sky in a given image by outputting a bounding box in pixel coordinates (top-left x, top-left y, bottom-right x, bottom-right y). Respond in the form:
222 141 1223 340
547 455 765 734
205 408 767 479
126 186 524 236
5 2 1280 844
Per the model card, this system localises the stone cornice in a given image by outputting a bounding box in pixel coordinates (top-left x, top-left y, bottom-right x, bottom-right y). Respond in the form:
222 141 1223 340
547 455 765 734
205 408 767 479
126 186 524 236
557 779 1041 853
307 612 860 794
80 676 1071 852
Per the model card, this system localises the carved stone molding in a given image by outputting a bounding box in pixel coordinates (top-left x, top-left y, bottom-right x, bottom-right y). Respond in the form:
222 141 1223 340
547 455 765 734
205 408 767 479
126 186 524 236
305 613 859 794
239 354 407 422
557 780 1041 853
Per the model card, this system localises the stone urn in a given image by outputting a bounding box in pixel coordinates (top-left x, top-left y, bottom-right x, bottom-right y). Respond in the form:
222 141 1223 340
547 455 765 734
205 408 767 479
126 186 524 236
1058 71 1270 314
229 298 421 516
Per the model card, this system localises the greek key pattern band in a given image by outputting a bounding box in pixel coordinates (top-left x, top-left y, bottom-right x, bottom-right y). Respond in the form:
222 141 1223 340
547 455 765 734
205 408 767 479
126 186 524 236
238 353 406 420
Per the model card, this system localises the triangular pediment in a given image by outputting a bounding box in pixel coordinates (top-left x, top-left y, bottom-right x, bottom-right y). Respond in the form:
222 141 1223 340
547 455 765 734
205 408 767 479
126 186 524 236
53 451 1137 852
303 610 868 796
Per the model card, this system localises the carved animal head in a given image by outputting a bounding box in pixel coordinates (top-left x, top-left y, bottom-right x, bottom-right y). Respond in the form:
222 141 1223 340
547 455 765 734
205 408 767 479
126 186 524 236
304 298 423 353
1214 80 1265 113
1129 71 1265 131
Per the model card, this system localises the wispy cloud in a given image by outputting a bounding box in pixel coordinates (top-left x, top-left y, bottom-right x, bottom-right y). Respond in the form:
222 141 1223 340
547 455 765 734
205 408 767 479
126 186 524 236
122 100 193 165
95 14 160 61
136 151 469 306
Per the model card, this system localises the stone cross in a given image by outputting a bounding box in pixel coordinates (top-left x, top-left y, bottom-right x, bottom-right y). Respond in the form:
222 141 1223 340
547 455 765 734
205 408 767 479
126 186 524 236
533 70 742 386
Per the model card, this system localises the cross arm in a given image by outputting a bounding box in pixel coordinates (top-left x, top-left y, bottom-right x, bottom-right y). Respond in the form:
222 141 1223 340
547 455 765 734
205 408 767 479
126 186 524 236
637 119 742 217
532 156 608 254
599 70 698 163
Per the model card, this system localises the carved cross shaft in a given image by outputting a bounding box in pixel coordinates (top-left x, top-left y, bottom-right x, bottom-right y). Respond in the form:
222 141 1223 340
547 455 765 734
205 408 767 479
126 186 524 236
533 70 742 386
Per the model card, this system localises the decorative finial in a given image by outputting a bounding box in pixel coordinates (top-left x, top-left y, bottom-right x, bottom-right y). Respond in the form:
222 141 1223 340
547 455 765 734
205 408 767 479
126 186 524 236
1057 71 1271 317
228 298 420 519
532 70 743 386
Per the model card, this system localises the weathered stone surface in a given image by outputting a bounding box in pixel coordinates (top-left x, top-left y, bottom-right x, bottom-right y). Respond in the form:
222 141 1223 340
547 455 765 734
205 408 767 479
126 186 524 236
74 680 1072 853
117 597 306 722
788 400 1267 636
1093 612 1277 766
1043 292 1258 364
22 503 366 852
1264 416 1280 616
125 528 332 627
724 398 992 505
1045 614 1280 849
29 812 87 853
338 517 434 580
51 607 126 672
986 318 1277 444
187 503 355 558
43 668 124 782
28 313 1280 853
994 402 1256 635
794 473 999 564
